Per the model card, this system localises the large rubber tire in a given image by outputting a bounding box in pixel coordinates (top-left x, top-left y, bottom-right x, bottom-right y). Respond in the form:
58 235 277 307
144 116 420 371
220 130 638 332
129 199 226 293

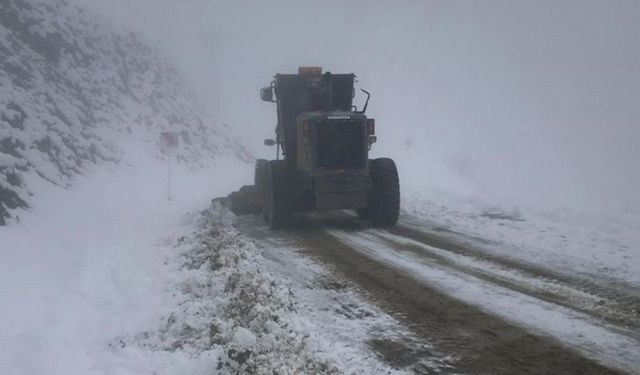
254 159 268 187
253 159 268 220
368 158 400 226
355 207 369 219
263 160 291 229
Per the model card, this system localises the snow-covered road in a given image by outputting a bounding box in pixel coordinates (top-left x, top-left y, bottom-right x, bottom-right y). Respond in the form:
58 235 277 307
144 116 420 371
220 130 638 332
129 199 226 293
330 227 640 374
2 154 638 374
236 211 640 374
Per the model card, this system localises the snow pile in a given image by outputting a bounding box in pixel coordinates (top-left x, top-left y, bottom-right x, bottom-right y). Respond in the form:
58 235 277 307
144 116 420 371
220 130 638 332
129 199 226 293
0 0 249 224
112 202 373 374
0 152 242 374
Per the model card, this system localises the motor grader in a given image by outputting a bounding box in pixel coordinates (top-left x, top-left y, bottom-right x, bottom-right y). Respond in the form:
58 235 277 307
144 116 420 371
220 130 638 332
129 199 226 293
230 67 399 229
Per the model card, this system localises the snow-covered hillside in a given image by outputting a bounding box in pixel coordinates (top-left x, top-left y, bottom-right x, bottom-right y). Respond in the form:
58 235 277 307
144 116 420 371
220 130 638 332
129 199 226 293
0 0 250 224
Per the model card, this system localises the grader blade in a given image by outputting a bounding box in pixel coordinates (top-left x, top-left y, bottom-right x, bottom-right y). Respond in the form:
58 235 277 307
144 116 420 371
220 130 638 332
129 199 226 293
228 185 263 215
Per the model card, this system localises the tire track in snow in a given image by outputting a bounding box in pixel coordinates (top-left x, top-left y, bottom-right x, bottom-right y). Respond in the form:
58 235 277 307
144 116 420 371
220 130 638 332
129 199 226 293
394 219 640 329
380 226 640 337
235 214 458 374
327 228 640 374
237 212 628 374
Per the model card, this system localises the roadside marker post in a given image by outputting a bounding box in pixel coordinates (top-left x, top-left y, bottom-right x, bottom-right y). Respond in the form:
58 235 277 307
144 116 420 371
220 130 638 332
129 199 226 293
160 131 180 201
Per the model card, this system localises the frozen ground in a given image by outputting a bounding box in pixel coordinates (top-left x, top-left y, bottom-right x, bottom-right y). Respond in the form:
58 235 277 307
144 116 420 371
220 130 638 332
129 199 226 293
402 195 640 290
2 143 638 374
0 151 245 374
0 150 414 374
2 157 638 374
398 156 640 290
328 228 640 373
234 208 640 373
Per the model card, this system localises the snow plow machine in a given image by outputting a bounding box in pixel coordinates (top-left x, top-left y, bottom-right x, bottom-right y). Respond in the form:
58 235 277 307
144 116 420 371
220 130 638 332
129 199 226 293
229 67 399 229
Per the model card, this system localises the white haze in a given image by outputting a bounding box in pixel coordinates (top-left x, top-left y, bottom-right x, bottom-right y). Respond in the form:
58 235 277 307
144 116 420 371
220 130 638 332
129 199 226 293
72 0 640 212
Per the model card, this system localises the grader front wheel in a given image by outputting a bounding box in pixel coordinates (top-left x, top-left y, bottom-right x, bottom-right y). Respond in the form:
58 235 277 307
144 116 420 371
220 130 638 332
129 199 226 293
368 158 400 226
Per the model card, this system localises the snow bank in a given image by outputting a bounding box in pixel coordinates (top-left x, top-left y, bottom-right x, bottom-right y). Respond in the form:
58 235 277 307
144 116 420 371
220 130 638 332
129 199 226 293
110 201 413 374
0 150 410 374
113 203 344 374
0 151 247 374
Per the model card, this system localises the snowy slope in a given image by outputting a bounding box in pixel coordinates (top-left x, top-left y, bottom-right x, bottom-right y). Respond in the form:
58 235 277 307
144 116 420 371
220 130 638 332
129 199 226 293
0 0 250 224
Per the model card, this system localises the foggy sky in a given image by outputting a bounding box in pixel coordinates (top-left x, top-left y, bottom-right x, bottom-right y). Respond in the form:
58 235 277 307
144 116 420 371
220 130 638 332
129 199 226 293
72 0 640 211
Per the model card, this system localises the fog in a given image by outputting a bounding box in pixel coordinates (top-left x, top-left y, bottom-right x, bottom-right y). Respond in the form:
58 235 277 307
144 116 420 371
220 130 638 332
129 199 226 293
73 0 640 211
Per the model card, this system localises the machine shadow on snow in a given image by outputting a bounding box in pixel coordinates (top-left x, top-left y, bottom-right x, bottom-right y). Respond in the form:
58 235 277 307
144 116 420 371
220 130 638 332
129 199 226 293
230 206 376 233
275 210 373 232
